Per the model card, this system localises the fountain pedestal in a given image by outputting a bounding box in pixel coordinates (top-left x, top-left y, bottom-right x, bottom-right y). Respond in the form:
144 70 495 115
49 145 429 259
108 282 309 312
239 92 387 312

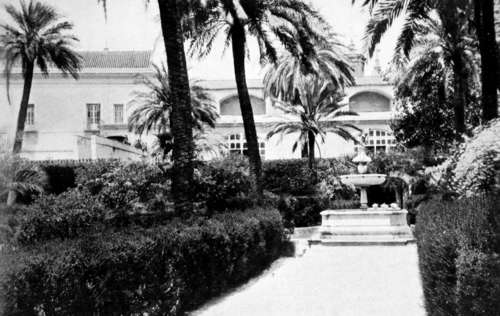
315 150 414 245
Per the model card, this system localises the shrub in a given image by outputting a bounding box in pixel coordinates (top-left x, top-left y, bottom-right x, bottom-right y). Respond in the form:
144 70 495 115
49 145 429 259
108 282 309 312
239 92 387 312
415 195 500 316
73 159 122 192
450 118 500 196
263 158 353 195
11 189 106 245
278 195 329 228
40 164 76 194
455 249 500 316
0 207 284 316
93 163 169 215
194 157 253 212
263 159 317 195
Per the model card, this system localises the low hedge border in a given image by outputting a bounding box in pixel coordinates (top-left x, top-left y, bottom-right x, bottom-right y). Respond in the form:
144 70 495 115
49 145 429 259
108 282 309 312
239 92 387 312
0 207 285 316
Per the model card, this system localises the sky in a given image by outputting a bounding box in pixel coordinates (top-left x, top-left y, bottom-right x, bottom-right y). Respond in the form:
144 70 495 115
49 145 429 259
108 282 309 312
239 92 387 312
0 0 402 79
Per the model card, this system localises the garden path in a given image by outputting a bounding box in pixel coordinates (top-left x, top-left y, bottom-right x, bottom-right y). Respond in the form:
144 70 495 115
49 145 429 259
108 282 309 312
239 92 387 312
191 244 426 316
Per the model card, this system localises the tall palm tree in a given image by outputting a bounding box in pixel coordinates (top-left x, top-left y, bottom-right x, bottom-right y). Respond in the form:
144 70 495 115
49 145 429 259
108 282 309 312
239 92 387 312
473 0 499 121
188 0 332 194
98 0 217 214
0 0 81 154
353 0 473 134
128 64 219 158
264 48 359 170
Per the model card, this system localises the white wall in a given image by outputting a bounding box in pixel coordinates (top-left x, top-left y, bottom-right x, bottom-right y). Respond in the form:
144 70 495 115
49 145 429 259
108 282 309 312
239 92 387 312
0 73 147 158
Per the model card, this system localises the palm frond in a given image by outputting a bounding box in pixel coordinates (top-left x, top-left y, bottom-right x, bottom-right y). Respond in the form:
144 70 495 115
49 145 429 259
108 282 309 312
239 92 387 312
0 0 81 102
364 0 409 57
128 64 218 136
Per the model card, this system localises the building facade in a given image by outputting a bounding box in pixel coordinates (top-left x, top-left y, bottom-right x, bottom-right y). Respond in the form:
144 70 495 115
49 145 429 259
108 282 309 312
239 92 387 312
0 50 396 161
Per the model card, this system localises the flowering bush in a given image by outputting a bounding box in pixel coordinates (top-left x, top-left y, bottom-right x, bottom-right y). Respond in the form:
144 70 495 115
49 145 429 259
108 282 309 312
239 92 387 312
94 163 169 216
451 118 500 196
193 156 253 213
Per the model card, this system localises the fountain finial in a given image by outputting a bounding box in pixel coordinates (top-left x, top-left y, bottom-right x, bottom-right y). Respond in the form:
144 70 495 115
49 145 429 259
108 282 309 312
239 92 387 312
352 148 372 174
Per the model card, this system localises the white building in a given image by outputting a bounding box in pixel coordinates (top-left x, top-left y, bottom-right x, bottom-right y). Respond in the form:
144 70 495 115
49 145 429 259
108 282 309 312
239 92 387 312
0 50 396 161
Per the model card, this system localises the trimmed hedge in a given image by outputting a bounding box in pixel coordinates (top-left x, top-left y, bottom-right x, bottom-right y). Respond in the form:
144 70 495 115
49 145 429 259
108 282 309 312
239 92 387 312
0 207 285 316
415 195 500 316
262 158 354 195
33 157 357 199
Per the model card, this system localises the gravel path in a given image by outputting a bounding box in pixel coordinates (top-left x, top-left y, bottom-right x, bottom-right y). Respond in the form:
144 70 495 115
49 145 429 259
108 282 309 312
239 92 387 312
192 245 426 316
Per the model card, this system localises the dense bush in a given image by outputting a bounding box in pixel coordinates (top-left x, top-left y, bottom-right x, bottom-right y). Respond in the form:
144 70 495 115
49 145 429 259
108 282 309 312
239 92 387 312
90 163 169 215
7 189 106 245
193 157 253 213
451 118 500 196
2 188 179 246
262 158 353 195
415 195 500 316
455 249 500 316
73 159 122 188
278 195 329 228
40 164 76 194
0 207 285 316
263 159 317 195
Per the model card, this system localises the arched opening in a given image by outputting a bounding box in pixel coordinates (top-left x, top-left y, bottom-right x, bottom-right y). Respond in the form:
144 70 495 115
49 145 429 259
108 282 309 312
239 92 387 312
220 95 266 115
349 91 391 112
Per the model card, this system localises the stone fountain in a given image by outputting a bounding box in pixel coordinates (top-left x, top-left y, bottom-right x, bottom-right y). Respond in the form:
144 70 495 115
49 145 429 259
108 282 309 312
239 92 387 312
317 150 414 245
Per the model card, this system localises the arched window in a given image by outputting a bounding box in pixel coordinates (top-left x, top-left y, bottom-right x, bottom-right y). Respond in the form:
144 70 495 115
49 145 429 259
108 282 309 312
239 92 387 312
363 129 396 154
349 92 391 112
220 95 266 115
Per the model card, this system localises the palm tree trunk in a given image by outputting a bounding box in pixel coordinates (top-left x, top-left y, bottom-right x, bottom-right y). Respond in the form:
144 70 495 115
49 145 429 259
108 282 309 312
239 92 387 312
451 51 467 134
231 23 263 196
475 0 499 121
439 2 468 134
307 131 315 170
301 144 308 158
158 0 194 214
12 61 34 154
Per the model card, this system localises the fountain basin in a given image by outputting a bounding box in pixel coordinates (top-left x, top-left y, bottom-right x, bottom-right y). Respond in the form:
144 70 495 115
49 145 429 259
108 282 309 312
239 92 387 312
340 174 386 187
318 209 414 245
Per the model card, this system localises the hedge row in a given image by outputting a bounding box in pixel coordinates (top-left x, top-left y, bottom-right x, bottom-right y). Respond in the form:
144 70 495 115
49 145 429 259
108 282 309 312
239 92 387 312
0 207 285 316
262 158 354 195
415 195 500 316
37 157 356 197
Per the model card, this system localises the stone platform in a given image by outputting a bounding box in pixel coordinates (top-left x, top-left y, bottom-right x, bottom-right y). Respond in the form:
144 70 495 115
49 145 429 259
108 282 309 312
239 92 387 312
317 207 414 246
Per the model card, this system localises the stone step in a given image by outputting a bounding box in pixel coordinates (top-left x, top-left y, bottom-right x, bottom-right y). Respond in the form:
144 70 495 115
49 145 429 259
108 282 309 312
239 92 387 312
318 239 415 246
320 225 412 236
319 233 413 241
321 209 409 227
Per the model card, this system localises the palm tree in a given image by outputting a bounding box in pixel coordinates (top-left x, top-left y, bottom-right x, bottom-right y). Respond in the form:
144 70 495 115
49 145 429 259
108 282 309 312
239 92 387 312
0 0 81 154
98 0 217 214
353 0 473 134
188 0 333 194
473 0 499 121
128 64 219 158
0 152 45 206
264 48 359 170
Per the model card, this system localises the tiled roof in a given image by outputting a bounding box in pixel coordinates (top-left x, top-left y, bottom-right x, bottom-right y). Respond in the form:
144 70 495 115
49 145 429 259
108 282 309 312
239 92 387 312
79 50 152 69
6 50 152 72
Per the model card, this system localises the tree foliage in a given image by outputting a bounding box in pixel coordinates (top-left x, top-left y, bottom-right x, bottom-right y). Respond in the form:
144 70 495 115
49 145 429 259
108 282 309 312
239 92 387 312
264 46 359 170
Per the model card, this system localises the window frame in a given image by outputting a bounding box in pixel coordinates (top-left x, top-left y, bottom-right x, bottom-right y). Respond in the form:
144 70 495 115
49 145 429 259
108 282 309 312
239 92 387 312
363 129 395 154
26 104 35 126
226 133 266 159
113 104 124 124
86 103 101 128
